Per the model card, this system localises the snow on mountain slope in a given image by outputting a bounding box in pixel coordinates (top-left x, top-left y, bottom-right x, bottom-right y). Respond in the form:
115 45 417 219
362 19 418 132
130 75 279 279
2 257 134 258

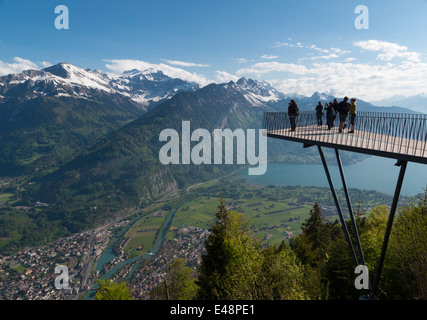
0 62 304 113
0 62 202 109
225 77 287 107
108 69 200 107
43 62 113 93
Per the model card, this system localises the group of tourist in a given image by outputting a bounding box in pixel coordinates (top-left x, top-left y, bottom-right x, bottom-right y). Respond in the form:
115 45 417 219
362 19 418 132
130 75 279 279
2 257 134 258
288 97 357 133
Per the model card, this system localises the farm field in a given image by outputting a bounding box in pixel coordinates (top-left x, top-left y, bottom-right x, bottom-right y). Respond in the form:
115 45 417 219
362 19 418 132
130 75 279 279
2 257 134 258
122 211 167 257
0 193 14 203
119 178 399 254
170 194 312 245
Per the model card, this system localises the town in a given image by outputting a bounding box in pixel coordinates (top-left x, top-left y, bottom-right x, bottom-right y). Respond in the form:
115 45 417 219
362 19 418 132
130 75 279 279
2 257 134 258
0 216 208 300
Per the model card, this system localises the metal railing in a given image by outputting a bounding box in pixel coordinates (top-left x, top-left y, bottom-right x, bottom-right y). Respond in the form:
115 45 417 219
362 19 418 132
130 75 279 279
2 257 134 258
262 111 427 161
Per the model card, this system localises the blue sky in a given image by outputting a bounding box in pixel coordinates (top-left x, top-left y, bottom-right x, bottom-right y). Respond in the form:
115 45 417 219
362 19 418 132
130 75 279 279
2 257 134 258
1 0 427 101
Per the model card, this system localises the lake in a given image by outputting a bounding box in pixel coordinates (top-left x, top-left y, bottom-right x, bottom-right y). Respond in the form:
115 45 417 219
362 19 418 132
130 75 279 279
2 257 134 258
238 156 427 197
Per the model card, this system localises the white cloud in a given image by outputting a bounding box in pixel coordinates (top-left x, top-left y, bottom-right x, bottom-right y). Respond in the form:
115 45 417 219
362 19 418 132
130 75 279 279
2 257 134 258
310 45 329 53
354 40 420 62
260 54 278 60
160 59 210 67
236 62 308 77
309 53 339 60
104 59 211 86
0 57 39 76
237 58 427 101
236 58 248 63
272 42 290 48
273 41 351 61
215 71 239 83
345 57 357 62
331 47 350 55
237 39 427 102
41 61 53 68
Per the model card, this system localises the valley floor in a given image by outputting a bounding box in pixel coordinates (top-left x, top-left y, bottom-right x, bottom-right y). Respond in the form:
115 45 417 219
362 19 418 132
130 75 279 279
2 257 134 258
0 175 403 300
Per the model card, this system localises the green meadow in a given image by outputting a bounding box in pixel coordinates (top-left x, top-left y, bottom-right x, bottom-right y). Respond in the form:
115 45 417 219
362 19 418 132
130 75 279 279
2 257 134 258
121 178 397 253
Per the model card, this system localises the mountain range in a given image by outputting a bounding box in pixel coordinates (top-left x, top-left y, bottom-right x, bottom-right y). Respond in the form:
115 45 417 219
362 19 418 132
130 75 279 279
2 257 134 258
0 62 201 108
0 61 422 248
371 94 427 113
0 62 203 175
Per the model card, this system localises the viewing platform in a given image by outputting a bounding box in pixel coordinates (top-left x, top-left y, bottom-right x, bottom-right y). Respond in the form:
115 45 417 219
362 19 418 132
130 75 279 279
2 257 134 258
263 110 427 298
263 111 427 164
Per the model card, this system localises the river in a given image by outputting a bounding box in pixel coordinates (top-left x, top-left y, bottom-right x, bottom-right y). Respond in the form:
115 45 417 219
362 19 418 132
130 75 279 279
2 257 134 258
84 208 178 299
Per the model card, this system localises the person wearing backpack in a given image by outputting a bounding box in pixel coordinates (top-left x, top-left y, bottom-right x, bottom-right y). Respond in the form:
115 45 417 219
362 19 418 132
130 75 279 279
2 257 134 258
326 102 336 130
332 99 339 125
288 100 299 132
338 96 350 133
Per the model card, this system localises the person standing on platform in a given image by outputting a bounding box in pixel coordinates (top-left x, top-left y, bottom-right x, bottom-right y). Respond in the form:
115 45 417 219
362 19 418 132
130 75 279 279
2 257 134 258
338 97 350 133
333 99 339 125
326 102 335 130
315 102 324 127
349 98 357 133
288 100 299 132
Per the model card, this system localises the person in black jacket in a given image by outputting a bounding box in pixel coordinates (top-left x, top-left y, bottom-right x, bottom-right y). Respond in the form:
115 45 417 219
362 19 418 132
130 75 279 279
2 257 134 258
332 99 339 127
288 100 299 131
326 102 335 130
337 96 350 133
315 102 324 127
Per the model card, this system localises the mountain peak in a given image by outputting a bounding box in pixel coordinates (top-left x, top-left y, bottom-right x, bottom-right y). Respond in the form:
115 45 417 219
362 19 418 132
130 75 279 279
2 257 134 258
310 92 333 101
42 62 72 79
122 68 142 76
224 77 286 106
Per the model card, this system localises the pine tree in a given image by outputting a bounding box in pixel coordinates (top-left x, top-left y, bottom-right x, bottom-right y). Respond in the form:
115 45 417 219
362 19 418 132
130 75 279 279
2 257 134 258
301 202 326 249
197 198 230 299
291 203 332 268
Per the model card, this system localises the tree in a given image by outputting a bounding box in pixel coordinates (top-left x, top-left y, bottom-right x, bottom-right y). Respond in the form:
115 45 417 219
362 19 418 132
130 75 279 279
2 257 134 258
197 198 231 299
198 199 310 300
291 203 331 267
150 258 198 300
383 198 427 299
256 245 311 300
94 279 133 300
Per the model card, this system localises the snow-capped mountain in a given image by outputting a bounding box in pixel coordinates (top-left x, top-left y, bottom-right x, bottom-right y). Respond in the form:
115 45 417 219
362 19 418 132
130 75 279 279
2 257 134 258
109 68 200 108
1 62 417 117
224 77 287 108
0 63 295 113
0 63 113 103
0 62 201 110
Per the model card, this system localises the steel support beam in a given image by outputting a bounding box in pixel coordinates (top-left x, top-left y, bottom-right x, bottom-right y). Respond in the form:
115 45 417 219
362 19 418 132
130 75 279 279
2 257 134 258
372 160 408 298
317 146 359 267
335 149 367 267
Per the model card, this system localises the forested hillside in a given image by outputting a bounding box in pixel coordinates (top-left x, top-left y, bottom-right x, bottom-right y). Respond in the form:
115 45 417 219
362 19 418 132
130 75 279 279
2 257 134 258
145 196 427 300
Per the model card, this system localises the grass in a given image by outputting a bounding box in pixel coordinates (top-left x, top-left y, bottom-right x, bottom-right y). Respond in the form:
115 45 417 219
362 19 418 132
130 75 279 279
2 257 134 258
13 265 26 274
122 210 170 257
119 179 398 255
170 191 314 245
0 193 14 203
125 235 157 256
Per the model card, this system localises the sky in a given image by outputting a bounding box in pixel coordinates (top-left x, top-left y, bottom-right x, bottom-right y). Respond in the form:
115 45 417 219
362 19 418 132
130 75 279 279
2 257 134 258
1 0 427 103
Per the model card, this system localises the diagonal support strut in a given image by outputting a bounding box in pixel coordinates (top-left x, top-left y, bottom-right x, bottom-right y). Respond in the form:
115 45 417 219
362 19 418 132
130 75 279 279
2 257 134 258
335 149 367 268
371 160 408 298
317 146 359 267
